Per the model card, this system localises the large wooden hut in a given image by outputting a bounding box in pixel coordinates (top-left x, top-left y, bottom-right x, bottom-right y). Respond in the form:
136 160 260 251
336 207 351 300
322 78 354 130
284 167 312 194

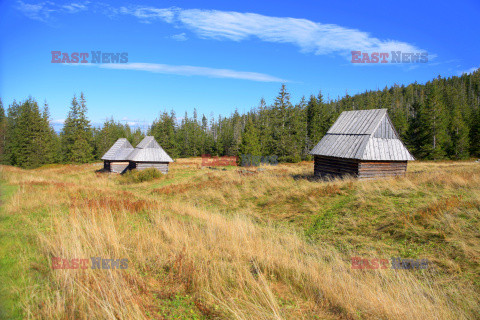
127 136 173 173
101 138 134 173
310 109 414 179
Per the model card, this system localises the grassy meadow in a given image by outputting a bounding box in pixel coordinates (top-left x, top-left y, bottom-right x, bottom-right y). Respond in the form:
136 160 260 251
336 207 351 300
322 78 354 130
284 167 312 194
0 159 479 319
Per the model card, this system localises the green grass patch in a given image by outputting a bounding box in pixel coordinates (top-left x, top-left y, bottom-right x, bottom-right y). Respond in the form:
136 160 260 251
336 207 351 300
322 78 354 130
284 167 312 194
0 181 54 319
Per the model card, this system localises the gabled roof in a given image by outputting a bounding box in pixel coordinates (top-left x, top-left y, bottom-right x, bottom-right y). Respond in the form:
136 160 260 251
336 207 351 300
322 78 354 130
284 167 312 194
101 138 134 161
310 109 415 161
126 136 174 162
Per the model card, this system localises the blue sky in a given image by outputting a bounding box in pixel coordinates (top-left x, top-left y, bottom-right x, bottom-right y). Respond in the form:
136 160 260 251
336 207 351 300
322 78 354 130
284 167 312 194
1 0 479 129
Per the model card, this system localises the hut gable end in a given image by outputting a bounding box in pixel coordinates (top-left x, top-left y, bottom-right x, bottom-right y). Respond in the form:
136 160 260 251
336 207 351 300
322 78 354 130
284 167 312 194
310 109 414 179
127 136 174 163
101 138 134 161
372 114 399 139
310 109 414 161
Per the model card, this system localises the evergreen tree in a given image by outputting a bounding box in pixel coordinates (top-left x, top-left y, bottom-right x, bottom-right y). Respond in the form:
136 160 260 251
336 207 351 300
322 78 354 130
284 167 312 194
40 101 60 164
0 99 5 162
445 86 470 159
389 84 409 139
240 117 261 157
2 98 57 168
271 84 294 161
306 91 332 150
306 94 319 149
128 127 145 147
420 85 450 159
61 93 94 163
149 110 178 158
449 105 469 159
257 98 273 156
3 101 20 165
94 118 129 159
469 108 480 157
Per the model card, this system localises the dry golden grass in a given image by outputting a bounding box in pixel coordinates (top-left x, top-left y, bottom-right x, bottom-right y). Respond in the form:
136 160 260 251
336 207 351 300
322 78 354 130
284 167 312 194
0 159 479 319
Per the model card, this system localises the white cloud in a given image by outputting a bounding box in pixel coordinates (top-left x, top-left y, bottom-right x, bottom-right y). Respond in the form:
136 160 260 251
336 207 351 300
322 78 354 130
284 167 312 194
95 62 285 82
51 119 65 125
62 3 88 13
16 1 55 22
457 66 478 75
175 8 424 55
119 6 176 23
16 1 89 21
170 32 188 41
16 3 428 60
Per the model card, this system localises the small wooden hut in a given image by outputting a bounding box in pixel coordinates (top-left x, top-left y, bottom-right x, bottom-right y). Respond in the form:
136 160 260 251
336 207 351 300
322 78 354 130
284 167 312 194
101 138 134 173
127 136 173 173
310 109 414 179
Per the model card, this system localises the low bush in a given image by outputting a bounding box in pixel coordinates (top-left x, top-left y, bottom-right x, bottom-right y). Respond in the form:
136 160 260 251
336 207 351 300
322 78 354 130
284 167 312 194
118 168 163 184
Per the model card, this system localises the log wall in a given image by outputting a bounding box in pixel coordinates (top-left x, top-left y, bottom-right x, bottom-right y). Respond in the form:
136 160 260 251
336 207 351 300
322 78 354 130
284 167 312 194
130 162 169 174
357 161 407 179
314 156 408 179
314 156 359 178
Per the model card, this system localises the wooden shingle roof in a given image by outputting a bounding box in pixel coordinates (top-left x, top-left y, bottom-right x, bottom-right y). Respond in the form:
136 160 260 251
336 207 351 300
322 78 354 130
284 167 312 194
101 138 134 161
126 136 174 162
310 109 415 161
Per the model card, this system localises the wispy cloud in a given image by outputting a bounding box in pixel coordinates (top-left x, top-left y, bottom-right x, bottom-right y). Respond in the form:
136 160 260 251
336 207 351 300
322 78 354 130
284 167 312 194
50 118 65 125
118 5 176 23
170 32 188 41
16 1 89 22
62 2 88 14
457 66 478 75
16 2 427 59
176 9 423 55
16 1 56 22
95 62 285 82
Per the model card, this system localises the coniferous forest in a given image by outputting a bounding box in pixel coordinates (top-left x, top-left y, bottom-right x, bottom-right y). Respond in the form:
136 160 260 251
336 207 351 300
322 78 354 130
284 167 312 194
1 70 479 168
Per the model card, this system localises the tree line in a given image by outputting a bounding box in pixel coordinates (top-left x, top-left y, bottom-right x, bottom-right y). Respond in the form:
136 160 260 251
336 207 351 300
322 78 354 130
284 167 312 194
1 70 479 168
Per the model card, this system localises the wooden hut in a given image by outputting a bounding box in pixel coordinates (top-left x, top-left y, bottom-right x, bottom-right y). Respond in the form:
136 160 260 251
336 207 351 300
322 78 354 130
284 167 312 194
127 136 173 173
101 138 135 173
310 109 414 179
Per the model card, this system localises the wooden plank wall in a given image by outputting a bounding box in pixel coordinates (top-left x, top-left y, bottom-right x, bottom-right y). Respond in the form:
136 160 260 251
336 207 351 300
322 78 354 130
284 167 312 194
314 156 359 178
110 162 130 174
133 162 169 174
314 156 408 179
358 161 407 179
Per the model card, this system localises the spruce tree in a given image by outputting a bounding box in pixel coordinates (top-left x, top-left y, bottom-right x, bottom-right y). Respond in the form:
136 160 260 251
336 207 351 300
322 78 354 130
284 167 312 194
271 84 293 161
149 110 178 158
3 101 20 165
449 105 470 159
2 98 57 168
306 94 319 149
61 93 94 163
421 85 450 159
469 108 480 157
0 99 5 162
94 117 129 159
306 91 331 150
239 117 261 159
40 101 60 164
